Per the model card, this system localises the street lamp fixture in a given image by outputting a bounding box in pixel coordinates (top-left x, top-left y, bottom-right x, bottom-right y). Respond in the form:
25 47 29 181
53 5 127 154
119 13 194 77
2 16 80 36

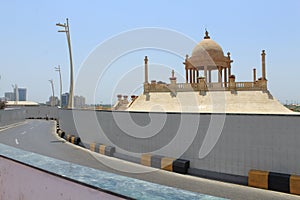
56 18 74 109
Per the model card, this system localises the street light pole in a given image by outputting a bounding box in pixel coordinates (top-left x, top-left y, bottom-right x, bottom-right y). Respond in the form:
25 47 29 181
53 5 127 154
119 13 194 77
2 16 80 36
49 80 55 106
55 65 62 108
56 18 74 109
12 84 18 105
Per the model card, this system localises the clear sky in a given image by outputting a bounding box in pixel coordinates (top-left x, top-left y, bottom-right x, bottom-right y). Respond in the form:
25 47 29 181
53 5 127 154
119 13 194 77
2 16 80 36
0 0 299 104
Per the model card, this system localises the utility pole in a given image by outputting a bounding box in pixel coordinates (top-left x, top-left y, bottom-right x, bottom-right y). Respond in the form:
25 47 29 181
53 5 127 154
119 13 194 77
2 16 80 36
56 18 74 109
55 65 62 107
49 80 55 106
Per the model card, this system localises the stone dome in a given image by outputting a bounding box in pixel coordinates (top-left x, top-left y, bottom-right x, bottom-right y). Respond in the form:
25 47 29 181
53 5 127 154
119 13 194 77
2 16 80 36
188 31 227 68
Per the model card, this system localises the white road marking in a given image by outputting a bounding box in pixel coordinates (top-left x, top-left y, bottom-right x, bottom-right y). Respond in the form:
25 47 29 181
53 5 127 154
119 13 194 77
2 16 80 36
30 127 34 129
0 121 29 132
21 131 26 135
15 138 19 145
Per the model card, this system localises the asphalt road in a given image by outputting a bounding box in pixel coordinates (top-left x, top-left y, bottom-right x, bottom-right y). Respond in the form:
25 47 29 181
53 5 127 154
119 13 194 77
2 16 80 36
0 120 299 200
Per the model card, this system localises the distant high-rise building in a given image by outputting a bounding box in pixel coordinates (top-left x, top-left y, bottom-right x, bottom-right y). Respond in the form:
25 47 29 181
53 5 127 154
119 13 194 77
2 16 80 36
61 93 69 108
18 88 27 101
11 88 27 101
46 96 59 106
74 95 86 108
5 92 15 101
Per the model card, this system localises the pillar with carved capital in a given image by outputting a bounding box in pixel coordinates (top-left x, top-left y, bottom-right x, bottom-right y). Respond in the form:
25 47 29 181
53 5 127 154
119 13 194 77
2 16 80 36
144 56 148 84
218 66 223 83
227 52 232 77
184 55 189 83
261 50 266 80
253 68 256 82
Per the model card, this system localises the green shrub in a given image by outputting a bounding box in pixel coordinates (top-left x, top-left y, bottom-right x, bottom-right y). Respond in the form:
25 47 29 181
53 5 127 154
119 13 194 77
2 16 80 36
0 101 6 109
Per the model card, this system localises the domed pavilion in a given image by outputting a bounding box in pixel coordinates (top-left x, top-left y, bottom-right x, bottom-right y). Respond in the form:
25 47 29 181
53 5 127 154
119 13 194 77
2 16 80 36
113 31 293 114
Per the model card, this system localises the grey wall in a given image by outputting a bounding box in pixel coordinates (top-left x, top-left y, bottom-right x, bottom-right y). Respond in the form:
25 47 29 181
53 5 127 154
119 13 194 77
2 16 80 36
59 109 300 177
23 106 58 119
0 109 25 127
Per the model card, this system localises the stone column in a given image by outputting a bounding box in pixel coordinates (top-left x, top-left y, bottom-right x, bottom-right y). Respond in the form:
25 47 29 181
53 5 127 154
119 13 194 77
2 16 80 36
144 56 148 83
261 50 266 80
184 55 189 83
224 68 228 86
196 70 199 83
208 70 212 83
204 66 208 83
169 70 177 85
189 69 192 83
185 68 188 83
253 68 256 82
218 67 222 83
227 52 232 77
192 69 195 83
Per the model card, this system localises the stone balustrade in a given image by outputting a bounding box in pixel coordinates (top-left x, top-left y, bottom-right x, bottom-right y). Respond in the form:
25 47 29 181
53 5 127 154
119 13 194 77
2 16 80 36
144 79 267 93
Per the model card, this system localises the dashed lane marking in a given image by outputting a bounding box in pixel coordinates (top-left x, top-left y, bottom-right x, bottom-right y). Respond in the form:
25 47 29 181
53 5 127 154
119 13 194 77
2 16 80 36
15 138 19 145
21 131 26 135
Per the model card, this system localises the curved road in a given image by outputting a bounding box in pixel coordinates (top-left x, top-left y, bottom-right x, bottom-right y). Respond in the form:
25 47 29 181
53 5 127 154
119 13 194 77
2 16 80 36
0 119 298 200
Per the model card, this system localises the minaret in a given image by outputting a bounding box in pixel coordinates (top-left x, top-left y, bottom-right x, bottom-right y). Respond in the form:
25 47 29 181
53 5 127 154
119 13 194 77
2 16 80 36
169 69 177 85
261 50 266 80
227 52 232 77
144 56 148 84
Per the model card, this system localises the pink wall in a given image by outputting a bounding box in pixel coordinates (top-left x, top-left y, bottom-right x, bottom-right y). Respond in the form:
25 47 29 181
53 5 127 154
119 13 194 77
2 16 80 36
0 157 124 200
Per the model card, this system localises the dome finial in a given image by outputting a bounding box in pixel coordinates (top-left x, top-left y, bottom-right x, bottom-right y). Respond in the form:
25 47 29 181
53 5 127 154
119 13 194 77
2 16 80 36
204 29 210 39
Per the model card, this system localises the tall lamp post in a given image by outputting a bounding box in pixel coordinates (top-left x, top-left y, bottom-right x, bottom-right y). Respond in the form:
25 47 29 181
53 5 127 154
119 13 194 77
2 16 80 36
56 18 74 109
49 80 55 106
55 65 62 108
12 84 18 105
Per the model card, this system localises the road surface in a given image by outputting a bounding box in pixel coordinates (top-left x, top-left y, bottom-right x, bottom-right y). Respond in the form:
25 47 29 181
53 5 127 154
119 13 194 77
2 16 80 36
0 119 298 200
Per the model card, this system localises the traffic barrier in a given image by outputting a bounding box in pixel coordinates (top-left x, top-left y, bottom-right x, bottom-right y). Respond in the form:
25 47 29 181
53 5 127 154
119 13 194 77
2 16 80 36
57 130 65 138
140 154 190 174
104 146 116 156
141 154 152 167
65 134 81 145
99 145 106 155
268 172 290 193
248 170 300 195
161 157 174 172
89 143 115 157
172 159 190 174
290 175 300 195
248 170 269 189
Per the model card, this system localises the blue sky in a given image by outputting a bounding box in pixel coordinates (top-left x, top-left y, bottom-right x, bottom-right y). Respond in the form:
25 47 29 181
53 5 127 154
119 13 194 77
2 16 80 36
0 0 299 104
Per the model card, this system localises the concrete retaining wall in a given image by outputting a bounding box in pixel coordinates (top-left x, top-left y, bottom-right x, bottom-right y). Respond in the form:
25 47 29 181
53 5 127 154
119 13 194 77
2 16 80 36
58 109 300 177
0 109 25 127
0 156 125 200
23 106 59 119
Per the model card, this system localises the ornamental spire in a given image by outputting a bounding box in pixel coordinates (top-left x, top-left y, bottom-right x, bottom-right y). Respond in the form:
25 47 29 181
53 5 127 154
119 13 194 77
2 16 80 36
204 29 210 39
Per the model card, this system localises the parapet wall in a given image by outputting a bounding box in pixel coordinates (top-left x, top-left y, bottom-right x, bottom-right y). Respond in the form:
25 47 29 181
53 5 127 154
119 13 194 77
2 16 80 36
58 109 300 177
23 106 59 119
0 156 122 200
0 109 25 127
